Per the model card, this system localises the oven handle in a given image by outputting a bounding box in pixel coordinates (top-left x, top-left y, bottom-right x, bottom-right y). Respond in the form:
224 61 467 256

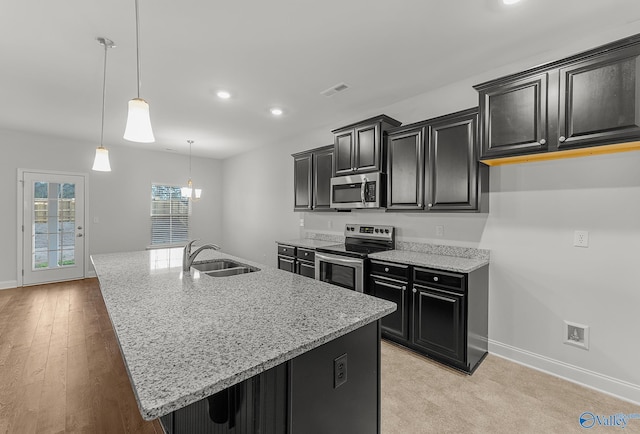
315 252 363 267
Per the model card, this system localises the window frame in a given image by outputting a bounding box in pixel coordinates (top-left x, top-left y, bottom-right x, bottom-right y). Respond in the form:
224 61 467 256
149 183 191 248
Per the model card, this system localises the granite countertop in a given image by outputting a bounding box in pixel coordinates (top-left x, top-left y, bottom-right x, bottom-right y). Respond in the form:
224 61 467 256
369 249 489 273
276 238 341 249
91 248 395 421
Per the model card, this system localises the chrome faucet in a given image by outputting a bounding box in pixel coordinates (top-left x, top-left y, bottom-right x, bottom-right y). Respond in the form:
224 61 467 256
183 240 221 272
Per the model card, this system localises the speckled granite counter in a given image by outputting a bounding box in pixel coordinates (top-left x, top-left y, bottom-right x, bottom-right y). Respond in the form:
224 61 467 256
275 238 341 249
91 248 395 421
369 243 489 273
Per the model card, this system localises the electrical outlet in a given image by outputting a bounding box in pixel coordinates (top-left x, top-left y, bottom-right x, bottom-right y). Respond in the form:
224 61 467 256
573 230 589 248
328 220 332 229
435 225 444 237
564 320 589 350
299 218 304 227
334 353 347 388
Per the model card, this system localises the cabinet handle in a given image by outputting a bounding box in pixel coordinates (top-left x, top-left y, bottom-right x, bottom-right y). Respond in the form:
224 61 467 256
427 203 433 207
384 267 389 272
412 288 417 293
539 139 546 145
559 136 566 143
402 286 406 291
304 252 308 256
433 276 439 282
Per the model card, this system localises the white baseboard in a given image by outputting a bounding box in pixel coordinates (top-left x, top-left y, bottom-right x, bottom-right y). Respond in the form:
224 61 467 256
488 339 640 405
0 280 18 290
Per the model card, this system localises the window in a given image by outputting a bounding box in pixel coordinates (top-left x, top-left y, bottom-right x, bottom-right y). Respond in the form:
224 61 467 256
150 184 189 246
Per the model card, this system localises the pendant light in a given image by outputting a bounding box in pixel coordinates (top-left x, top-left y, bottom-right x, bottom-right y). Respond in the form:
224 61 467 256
181 140 202 201
93 37 115 172
123 0 154 143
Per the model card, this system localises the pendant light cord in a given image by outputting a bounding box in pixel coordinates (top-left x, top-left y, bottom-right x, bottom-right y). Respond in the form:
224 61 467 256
188 140 193 178
134 0 142 98
100 42 109 147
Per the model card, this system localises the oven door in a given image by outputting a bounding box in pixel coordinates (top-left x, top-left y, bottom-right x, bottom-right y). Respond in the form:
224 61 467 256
315 252 364 292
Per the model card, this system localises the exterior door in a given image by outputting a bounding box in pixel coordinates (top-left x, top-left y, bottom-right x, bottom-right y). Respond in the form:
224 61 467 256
21 171 85 285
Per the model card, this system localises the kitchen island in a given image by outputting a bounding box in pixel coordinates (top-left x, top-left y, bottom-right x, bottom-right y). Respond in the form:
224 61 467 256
91 248 395 434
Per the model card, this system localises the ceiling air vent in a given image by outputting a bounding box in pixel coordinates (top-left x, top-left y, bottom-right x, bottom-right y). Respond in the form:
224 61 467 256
320 82 350 97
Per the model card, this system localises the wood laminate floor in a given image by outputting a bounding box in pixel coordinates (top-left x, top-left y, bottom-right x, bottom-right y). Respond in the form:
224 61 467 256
1 279 637 433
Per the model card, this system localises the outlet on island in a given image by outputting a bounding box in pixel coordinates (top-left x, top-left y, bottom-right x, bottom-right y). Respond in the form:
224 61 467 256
334 353 348 388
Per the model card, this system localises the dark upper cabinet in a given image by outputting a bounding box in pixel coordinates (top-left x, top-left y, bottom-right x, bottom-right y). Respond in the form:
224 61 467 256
386 108 487 212
475 34 640 162
427 108 486 211
292 145 334 212
558 44 640 150
292 153 312 211
312 146 334 210
477 73 549 159
332 115 401 176
386 128 425 210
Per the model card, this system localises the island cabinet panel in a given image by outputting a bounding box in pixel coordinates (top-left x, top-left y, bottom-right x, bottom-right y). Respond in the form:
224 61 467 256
292 145 334 212
475 34 640 163
332 115 402 176
160 322 381 434
289 321 379 434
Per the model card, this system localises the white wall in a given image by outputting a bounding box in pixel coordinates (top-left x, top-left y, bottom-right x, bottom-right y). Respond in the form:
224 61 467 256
220 26 640 403
0 128 223 287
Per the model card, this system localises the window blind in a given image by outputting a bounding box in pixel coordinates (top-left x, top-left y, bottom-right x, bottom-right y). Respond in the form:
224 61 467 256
151 184 190 245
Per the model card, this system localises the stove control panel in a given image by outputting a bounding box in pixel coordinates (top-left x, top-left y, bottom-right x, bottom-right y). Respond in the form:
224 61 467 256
344 224 395 241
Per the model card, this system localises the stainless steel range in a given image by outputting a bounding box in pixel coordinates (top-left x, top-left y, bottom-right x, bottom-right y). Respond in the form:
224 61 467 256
315 224 395 293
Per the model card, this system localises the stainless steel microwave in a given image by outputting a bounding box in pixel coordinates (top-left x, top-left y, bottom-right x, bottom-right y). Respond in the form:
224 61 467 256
330 172 384 209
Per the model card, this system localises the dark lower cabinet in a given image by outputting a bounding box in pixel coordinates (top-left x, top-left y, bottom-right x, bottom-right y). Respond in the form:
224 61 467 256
277 244 315 279
411 283 464 364
159 322 380 434
369 259 489 374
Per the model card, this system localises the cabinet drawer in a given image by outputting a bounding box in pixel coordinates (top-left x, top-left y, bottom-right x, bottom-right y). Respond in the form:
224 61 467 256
296 248 315 262
369 260 410 281
277 245 296 257
413 268 465 292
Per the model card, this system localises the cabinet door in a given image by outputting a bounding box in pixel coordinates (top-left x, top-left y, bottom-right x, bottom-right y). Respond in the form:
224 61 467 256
387 128 425 210
354 123 381 172
426 110 479 211
558 45 640 150
293 153 312 211
371 276 408 341
412 284 465 365
277 256 296 273
334 130 354 175
313 146 334 210
479 73 549 158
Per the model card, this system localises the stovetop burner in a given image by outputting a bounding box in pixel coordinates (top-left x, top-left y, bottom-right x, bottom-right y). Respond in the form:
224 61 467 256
316 224 395 259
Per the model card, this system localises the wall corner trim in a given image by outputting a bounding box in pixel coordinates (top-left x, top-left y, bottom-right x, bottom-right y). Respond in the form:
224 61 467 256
488 339 640 405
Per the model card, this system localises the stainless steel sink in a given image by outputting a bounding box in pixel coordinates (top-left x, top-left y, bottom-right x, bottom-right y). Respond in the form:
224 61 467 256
191 259 260 277
191 259 244 272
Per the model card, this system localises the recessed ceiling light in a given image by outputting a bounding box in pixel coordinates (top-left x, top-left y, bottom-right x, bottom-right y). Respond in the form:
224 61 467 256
270 107 283 116
503 0 521 4
217 90 231 99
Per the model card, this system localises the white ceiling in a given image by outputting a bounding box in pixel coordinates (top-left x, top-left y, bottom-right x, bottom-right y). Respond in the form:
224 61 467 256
2 0 640 159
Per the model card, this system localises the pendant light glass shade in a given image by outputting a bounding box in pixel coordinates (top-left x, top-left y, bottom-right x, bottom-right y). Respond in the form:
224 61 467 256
124 98 154 142
124 0 154 143
181 140 202 201
94 37 114 172
92 146 112 171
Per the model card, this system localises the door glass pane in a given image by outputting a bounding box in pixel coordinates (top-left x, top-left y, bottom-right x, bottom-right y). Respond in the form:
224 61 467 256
31 181 76 270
